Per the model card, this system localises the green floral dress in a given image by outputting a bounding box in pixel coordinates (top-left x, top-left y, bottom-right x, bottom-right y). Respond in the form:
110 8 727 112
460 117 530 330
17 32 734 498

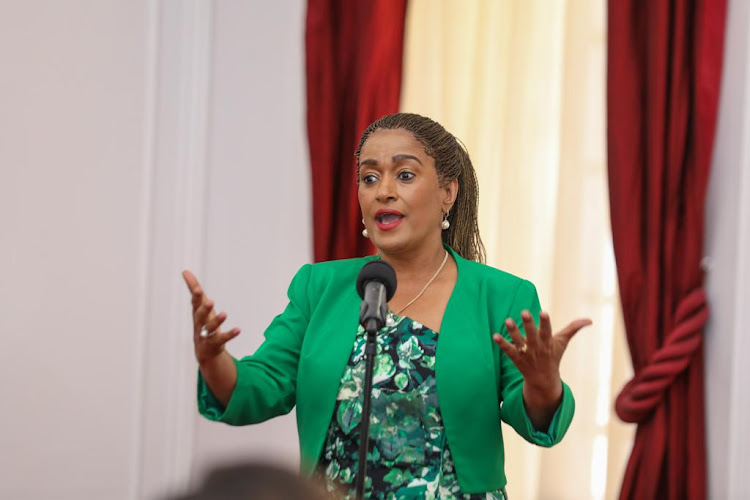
320 312 507 500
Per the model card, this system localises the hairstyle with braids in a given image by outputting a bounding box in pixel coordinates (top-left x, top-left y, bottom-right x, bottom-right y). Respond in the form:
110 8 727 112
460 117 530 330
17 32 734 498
355 112 486 263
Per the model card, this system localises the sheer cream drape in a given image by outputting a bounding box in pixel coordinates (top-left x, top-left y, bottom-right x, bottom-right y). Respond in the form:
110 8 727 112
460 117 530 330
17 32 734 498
400 1 633 499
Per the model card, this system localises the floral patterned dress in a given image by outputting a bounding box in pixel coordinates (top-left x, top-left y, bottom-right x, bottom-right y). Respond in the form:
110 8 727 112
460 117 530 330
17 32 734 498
319 312 507 500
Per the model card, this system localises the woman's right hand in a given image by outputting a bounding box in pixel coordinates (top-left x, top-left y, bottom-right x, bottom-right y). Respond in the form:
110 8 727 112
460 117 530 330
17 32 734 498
182 270 241 365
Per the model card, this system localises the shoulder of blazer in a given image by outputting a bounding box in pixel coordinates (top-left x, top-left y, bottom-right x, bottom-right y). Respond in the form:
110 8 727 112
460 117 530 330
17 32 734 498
307 255 378 280
299 255 379 300
451 249 529 294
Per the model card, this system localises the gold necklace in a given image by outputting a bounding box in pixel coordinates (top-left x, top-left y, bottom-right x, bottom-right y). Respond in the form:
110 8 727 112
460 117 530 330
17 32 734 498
394 250 449 316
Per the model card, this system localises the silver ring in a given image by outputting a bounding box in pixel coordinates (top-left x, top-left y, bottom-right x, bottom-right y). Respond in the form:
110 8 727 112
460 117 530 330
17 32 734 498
200 326 215 338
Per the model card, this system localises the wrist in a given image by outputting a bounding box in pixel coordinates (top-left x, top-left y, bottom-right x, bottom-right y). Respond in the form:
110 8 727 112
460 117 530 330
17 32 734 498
523 376 563 407
197 348 226 370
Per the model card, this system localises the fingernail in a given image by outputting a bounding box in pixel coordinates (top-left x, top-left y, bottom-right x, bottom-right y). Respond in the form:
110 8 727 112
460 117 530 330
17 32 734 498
505 319 514 328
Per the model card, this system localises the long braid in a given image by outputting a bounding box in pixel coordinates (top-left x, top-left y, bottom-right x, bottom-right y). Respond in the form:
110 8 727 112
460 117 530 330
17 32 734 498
355 113 486 263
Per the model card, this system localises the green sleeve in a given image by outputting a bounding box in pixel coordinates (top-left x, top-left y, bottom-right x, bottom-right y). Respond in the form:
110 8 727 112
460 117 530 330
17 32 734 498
197 264 312 425
498 279 575 447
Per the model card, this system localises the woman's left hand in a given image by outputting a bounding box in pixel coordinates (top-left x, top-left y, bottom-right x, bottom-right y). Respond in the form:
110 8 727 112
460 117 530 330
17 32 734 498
492 310 591 429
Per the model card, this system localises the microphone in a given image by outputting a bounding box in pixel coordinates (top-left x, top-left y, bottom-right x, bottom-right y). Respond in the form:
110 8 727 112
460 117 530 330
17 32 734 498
356 260 397 335
354 260 397 499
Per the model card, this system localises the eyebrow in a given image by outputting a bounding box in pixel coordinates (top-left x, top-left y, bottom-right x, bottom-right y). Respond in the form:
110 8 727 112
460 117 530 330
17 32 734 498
359 154 423 167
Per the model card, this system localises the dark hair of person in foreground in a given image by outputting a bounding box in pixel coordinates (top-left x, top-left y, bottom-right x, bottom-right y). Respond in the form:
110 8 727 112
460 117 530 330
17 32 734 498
166 462 337 500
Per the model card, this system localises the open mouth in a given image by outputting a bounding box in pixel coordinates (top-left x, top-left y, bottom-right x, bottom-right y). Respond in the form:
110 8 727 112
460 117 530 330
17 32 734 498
376 213 404 224
374 210 404 230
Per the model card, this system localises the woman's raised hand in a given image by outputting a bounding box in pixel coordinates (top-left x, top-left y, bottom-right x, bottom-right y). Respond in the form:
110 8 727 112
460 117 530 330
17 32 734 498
492 311 591 429
493 311 591 389
182 270 241 365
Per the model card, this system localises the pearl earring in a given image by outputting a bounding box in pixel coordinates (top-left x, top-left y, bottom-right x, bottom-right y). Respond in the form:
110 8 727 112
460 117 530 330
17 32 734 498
441 211 450 230
362 219 369 238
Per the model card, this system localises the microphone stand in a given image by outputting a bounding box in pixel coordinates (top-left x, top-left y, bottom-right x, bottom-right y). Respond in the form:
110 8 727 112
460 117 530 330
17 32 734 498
354 262 395 500
355 321 379 499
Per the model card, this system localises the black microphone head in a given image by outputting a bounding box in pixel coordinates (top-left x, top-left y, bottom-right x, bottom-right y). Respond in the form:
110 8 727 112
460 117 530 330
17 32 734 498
356 260 397 301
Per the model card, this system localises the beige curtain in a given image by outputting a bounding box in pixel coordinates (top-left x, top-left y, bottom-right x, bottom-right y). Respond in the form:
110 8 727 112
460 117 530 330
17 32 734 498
401 1 634 499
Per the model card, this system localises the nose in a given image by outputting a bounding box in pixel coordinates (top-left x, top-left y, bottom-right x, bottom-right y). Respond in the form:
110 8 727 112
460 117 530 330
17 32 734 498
376 175 397 202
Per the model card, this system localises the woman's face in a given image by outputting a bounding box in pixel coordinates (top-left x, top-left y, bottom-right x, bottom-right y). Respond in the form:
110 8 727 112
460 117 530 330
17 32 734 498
358 128 457 256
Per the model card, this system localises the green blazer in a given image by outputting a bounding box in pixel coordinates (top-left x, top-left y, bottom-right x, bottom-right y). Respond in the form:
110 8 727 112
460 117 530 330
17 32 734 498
198 246 574 493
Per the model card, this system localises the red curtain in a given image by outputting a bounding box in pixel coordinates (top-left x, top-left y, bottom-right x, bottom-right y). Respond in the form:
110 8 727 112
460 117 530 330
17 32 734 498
607 1 727 499
305 0 408 262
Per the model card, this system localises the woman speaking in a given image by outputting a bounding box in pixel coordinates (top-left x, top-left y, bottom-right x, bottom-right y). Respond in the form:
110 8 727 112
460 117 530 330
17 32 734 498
182 113 591 499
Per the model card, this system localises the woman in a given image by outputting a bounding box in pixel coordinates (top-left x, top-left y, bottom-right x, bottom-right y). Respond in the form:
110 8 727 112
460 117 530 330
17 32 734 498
183 113 591 499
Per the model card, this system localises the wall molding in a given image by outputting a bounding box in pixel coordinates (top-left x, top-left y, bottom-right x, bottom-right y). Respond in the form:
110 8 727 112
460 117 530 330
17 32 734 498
129 0 160 497
134 1 215 498
727 0 750 493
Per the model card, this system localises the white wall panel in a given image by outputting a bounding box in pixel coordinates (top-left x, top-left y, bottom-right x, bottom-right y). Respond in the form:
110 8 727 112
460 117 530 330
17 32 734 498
0 1 310 498
0 2 152 499
135 1 215 498
704 0 750 497
189 0 310 476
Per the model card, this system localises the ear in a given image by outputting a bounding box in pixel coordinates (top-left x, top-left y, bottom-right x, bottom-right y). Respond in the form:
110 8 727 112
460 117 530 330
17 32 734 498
442 178 458 212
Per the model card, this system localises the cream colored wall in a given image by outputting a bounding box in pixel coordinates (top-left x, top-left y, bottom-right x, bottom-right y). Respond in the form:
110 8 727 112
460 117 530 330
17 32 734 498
400 2 631 499
0 1 309 499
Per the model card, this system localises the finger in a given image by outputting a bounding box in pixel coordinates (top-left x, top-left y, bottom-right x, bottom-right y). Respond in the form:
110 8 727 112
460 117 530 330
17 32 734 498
555 318 593 345
221 328 241 343
504 318 526 350
182 270 202 294
183 270 208 312
520 310 538 348
200 327 242 345
538 311 553 342
191 287 205 311
204 311 228 333
194 299 215 332
195 296 218 323
493 333 521 364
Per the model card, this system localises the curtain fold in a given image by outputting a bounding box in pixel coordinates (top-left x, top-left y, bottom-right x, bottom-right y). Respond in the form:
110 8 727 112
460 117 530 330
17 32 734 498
607 1 727 498
305 0 407 262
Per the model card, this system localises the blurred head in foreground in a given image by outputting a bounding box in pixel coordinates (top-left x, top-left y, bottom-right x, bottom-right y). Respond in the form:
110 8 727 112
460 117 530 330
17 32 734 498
167 462 335 500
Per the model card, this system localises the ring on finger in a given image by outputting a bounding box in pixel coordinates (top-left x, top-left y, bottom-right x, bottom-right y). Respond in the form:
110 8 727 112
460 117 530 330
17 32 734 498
518 343 528 354
200 326 216 338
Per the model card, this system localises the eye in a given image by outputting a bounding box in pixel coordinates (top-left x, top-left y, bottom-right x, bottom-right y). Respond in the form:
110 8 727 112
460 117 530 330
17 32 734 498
398 171 415 181
361 173 378 185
